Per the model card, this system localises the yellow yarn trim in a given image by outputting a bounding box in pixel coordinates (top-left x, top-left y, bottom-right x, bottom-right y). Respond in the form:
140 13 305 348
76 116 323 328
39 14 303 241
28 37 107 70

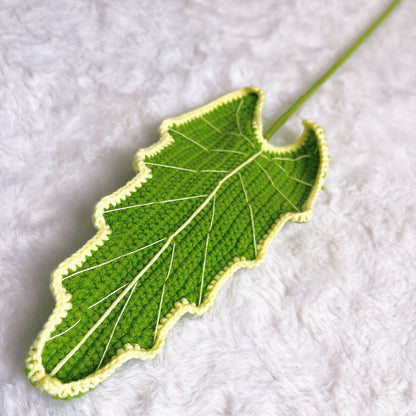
26 86 329 398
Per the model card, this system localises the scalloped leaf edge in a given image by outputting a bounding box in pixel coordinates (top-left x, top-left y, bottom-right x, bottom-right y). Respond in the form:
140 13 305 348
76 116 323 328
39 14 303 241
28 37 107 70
25 86 329 399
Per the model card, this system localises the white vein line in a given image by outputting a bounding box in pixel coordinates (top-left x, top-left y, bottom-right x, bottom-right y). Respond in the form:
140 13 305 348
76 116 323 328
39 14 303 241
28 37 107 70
241 135 255 147
271 155 311 162
211 149 247 155
236 99 255 148
49 319 81 341
272 161 313 187
219 130 255 148
238 173 257 257
187 116 249 155
227 131 245 138
96 283 137 370
169 128 208 151
201 116 222 133
63 238 166 281
200 115 249 156
88 284 128 309
200 169 229 173
291 177 313 187
209 194 216 230
199 194 216 305
146 162 198 173
273 161 288 174
254 160 300 212
105 195 207 213
199 234 210 306
154 242 176 341
236 99 244 136
50 150 263 376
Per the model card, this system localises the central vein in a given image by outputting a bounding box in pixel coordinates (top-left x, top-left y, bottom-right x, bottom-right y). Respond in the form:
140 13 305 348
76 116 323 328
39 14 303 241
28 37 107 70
50 149 263 376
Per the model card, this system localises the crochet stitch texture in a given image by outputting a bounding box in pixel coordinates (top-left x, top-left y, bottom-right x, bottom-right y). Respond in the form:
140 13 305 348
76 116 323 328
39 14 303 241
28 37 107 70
26 86 329 399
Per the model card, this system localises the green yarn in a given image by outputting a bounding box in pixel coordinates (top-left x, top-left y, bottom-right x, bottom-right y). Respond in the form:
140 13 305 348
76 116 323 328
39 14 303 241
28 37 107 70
26 87 328 398
264 0 403 139
26 0 400 399
25 0 403 398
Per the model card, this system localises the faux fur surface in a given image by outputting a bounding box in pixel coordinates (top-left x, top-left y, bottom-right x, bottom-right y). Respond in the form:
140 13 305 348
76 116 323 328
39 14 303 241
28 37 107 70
1 0 415 414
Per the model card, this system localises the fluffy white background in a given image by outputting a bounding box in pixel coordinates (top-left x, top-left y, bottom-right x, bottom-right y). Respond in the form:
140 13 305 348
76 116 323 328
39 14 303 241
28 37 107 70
1 0 415 414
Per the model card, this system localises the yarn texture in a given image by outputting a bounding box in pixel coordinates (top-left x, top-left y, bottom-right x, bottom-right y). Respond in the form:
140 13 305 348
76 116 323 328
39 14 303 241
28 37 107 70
26 86 328 399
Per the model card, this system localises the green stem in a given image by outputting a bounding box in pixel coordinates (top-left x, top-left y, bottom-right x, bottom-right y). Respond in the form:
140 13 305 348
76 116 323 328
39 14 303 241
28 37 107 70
264 0 402 141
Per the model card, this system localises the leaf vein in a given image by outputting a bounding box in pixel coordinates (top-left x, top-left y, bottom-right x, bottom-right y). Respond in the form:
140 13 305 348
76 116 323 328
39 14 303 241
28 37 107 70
168 128 208 151
271 160 313 187
199 194 216 305
145 163 198 173
238 172 257 257
154 242 176 340
254 160 300 212
50 150 262 376
104 195 208 213
88 284 129 310
63 238 167 281
236 99 255 148
49 320 81 341
97 283 137 370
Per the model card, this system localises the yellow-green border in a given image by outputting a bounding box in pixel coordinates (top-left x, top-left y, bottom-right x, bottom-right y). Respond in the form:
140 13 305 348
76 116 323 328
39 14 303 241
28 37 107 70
26 86 329 398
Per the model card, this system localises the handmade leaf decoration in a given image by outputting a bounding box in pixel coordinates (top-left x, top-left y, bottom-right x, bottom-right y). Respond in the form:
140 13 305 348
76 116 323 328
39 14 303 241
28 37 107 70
26 86 328 398
26 0 402 398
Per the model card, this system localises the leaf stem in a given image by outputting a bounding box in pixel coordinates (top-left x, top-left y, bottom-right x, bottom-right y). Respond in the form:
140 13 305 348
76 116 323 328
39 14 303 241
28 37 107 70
264 0 402 140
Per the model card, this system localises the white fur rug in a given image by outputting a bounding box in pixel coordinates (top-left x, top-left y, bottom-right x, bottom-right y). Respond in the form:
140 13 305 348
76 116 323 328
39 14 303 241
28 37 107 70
1 0 415 414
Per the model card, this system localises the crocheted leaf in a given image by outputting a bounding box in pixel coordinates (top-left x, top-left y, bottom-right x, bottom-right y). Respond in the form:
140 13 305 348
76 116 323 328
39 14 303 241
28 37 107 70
26 86 328 398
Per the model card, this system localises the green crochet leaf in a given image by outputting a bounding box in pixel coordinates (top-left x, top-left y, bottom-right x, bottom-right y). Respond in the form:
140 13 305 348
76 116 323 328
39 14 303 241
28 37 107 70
26 86 328 398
